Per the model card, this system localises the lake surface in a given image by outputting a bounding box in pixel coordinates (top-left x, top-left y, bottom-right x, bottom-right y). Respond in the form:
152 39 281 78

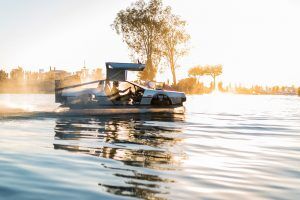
0 94 300 200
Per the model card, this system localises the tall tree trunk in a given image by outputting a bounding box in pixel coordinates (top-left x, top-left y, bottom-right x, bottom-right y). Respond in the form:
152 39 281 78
171 64 176 85
170 54 176 85
139 57 156 81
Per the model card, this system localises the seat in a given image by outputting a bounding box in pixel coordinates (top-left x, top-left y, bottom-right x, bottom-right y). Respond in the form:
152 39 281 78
104 82 112 95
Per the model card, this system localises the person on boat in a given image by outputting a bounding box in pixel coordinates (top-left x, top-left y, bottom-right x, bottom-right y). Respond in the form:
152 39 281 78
109 81 132 102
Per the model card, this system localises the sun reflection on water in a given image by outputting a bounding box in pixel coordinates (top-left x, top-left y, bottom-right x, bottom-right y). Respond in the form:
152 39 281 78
1 94 300 199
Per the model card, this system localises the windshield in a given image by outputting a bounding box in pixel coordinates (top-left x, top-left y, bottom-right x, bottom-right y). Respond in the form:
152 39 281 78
127 81 148 90
130 80 164 90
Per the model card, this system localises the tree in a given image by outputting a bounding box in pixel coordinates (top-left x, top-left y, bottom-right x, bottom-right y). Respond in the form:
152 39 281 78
0 70 8 82
204 64 222 90
10 67 24 81
25 71 39 81
161 13 190 85
92 68 103 80
113 0 168 81
188 65 205 83
188 64 223 91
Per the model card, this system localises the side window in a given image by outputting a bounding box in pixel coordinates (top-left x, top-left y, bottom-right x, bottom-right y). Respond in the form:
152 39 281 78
119 82 135 92
97 80 105 92
104 81 112 95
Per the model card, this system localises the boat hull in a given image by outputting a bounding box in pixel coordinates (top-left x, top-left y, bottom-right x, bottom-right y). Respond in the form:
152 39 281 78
55 106 185 115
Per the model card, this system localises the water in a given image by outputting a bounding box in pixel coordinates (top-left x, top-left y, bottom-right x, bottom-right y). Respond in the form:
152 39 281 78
0 94 300 200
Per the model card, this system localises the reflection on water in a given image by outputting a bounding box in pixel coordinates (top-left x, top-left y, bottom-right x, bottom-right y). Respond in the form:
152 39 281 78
1 94 300 200
53 114 185 200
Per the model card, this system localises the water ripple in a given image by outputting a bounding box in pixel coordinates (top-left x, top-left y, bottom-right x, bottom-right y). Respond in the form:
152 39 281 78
1 94 300 199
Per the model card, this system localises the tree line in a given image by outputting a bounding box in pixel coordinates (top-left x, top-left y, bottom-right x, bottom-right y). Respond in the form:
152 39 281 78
0 67 102 93
1 66 298 95
0 0 225 94
2 0 297 95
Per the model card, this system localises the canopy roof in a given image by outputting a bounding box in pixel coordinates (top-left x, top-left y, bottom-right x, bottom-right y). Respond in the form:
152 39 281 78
105 62 145 71
105 62 145 81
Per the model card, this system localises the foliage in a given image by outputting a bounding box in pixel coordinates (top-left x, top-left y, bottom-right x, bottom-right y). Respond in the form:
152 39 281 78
113 0 168 81
0 70 8 81
113 0 190 82
176 77 204 94
92 68 103 80
188 65 205 82
0 67 102 93
161 12 190 85
218 82 225 92
204 64 222 78
188 64 223 90
204 64 222 89
25 72 39 81
10 67 24 81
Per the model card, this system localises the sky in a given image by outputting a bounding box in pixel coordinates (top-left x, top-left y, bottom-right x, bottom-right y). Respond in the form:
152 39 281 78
0 0 299 86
